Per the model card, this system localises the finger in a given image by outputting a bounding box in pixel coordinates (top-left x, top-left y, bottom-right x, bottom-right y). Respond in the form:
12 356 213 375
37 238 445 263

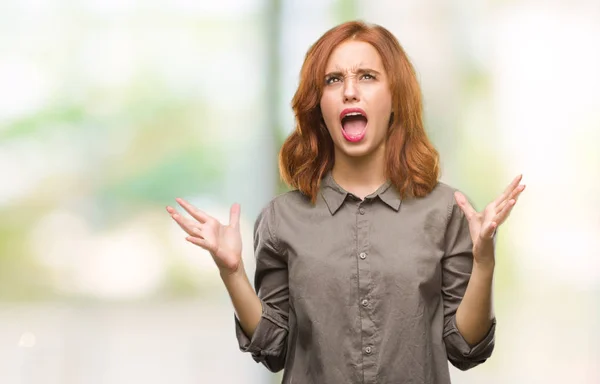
167 206 195 234
494 198 517 226
496 184 525 213
454 191 477 219
176 198 209 223
166 205 183 216
173 214 202 237
493 174 523 206
481 221 498 239
172 212 204 237
167 206 189 229
229 203 241 229
186 236 212 251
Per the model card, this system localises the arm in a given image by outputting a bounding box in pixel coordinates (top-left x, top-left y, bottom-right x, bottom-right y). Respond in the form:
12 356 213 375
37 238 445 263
220 265 263 339
166 198 289 371
455 253 495 346
445 175 525 369
233 202 289 372
441 199 496 371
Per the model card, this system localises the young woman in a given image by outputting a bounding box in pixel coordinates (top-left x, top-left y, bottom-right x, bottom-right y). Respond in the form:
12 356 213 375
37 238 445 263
167 21 525 383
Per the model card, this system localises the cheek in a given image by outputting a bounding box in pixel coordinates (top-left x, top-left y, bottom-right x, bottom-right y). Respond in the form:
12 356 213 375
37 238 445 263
372 91 392 122
319 96 339 129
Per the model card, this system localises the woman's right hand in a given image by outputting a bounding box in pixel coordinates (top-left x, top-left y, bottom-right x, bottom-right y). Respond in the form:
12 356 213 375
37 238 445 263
167 198 243 275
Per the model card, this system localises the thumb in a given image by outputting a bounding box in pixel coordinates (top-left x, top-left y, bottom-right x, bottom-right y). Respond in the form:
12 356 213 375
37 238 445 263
454 191 477 219
229 203 241 229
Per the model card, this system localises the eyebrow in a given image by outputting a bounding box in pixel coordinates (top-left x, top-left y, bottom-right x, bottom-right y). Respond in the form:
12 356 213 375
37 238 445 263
324 67 382 78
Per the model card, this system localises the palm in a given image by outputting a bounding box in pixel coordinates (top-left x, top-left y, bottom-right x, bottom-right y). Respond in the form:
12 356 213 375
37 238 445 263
464 205 501 244
207 221 242 271
455 175 526 258
166 199 243 273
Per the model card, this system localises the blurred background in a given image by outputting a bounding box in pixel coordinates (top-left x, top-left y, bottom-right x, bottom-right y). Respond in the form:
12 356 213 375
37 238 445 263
1 0 599 383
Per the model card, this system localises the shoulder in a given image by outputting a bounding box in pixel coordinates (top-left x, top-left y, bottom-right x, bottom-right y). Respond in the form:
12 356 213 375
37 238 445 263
261 189 309 214
428 181 459 200
426 182 472 229
429 182 461 212
271 189 310 209
400 181 465 230
254 190 309 249
256 189 310 224
406 181 459 211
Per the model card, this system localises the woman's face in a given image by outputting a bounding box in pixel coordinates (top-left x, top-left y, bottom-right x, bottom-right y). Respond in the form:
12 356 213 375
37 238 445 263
320 40 392 161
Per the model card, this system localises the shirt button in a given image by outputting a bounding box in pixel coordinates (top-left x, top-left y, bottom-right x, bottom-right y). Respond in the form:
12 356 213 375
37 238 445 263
365 346 372 354
361 299 369 307
359 252 367 259
358 207 365 215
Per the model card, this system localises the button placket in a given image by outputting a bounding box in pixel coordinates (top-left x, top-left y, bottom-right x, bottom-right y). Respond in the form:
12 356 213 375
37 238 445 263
356 200 376 379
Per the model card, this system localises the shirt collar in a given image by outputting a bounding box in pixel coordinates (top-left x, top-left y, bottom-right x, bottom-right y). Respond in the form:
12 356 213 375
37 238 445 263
320 171 402 215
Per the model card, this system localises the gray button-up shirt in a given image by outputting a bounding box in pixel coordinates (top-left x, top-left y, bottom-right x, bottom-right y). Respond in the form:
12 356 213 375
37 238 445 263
235 172 495 383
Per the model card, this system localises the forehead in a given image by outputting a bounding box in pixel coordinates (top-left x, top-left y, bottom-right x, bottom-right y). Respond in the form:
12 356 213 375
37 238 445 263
324 40 384 72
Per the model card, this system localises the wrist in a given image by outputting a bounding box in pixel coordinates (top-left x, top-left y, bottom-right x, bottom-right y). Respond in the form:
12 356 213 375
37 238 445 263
473 258 495 275
219 259 245 279
473 239 495 267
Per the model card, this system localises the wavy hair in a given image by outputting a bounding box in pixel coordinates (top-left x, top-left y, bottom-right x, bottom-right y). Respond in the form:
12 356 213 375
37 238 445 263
279 21 440 203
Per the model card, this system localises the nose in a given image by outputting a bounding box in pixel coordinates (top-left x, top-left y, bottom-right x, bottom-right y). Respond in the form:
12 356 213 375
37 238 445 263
343 78 359 103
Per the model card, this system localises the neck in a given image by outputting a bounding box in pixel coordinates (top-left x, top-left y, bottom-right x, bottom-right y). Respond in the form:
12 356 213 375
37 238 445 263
331 145 387 199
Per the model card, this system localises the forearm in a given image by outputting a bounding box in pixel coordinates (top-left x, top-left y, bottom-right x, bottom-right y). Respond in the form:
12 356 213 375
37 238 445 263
455 259 495 346
220 261 263 339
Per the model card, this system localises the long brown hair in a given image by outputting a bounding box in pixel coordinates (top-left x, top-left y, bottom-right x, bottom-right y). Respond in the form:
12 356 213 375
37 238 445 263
279 21 440 203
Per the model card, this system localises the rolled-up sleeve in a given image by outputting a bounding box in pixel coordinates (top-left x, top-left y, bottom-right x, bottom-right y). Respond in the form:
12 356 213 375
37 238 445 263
234 202 289 372
441 195 496 371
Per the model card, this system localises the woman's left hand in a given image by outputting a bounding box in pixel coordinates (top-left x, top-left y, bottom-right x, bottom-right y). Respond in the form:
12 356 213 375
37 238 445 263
454 174 526 265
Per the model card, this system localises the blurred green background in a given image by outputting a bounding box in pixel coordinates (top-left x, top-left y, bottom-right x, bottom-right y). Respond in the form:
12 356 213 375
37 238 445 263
1 0 599 383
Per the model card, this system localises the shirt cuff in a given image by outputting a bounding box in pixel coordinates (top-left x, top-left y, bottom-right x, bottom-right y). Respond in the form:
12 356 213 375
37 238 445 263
443 316 496 370
234 302 288 360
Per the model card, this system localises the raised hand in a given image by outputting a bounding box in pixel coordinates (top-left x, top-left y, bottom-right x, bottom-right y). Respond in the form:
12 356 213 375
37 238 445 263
166 198 243 274
454 174 526 263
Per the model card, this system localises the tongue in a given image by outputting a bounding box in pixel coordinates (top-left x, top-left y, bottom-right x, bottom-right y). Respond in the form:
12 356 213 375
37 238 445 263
342 117 367 135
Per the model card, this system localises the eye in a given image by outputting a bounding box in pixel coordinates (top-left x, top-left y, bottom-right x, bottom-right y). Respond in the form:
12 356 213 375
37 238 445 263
325 76 341 85
361 73 375 80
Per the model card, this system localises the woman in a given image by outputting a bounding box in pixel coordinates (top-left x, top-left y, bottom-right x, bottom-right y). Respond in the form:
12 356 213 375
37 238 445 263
167 21 525 383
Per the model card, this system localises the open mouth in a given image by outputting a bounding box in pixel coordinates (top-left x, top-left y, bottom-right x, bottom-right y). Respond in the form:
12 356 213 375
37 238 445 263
340 108 368 143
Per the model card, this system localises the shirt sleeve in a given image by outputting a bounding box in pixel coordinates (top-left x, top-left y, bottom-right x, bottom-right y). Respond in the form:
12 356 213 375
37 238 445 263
441 195 496 371
234 201 289 372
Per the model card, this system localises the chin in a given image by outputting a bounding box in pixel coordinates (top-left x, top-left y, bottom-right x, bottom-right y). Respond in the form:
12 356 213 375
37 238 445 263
336 141 377 159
